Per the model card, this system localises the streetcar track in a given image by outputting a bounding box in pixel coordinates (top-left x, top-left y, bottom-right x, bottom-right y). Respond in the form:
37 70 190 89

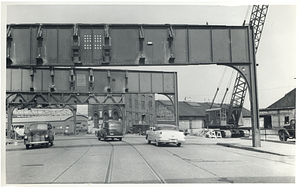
123 140 166 184
51 140 94 184
103 140 166 184
104 141 114 183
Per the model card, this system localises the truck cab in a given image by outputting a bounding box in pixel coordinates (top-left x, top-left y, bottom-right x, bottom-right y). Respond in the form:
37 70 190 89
278 119 296 141
97 120 123 141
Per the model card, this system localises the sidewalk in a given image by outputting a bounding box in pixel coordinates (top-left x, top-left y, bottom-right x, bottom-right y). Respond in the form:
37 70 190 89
186 135 296 156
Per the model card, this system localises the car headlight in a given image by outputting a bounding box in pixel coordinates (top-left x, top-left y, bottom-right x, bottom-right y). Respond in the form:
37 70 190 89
45 134 49 138
24 135 28 140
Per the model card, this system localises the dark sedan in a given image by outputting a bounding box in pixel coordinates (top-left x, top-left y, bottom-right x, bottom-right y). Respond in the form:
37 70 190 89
24 123 54 149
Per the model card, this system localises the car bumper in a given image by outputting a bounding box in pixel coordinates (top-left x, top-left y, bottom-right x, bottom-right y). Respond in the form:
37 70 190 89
106 135 123 138
24 141 49 145
157 139 185 144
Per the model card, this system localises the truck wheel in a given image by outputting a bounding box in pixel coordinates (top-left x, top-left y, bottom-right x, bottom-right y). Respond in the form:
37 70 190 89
279 131 287 141
26 145 30 149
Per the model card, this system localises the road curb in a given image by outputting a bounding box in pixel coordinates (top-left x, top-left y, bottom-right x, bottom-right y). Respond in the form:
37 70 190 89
216 143 286 156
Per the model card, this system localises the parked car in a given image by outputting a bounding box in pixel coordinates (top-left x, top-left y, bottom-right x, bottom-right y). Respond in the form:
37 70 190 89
146 124 185 147
10 124 25 139
97 120 123 141
24 123 54 149
278 119 296 141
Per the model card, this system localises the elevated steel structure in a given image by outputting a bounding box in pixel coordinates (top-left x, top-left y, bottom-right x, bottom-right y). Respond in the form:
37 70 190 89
6 23 261 146
6 67 178 135
227 5 268 146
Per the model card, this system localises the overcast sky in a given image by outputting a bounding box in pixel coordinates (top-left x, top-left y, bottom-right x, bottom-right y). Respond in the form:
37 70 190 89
1 1 298 110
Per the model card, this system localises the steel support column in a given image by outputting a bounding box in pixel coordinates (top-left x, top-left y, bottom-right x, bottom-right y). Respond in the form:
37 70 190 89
72 108 77 135
225 26 261 147
7 105 14 137
249 53 261 147
174 73 179 127
247 24 261 147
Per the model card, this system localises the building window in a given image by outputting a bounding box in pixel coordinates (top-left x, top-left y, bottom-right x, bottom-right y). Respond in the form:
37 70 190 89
135 95 139 109
93 113 99 128
285 116 290 124
142 114 146 123
103 112 109 122
141 95 145 109
113 111 118 120
129 95 132 108
149 96 153 109
135 113 139 124
149 114 153 122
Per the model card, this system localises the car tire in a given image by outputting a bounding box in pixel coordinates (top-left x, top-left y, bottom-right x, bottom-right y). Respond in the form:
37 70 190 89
26 145 30 149
50 142 53 146
119 138 122 141
98 136 101 141
156 141 160 146
279 131 288 141
148 140 151 144
45 143 49 148
112 138 114 141
177 143 181 147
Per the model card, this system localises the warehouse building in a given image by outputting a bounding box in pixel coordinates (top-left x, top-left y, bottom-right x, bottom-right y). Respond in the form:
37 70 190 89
259 88 296 129
156 100 251 135
11 115 88 135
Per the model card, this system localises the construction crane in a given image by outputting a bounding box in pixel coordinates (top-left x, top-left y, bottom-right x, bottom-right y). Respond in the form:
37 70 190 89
205 5 268 135
227 5 269 127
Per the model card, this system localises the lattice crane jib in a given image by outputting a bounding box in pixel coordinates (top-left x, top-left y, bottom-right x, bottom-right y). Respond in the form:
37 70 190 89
227 5 268 126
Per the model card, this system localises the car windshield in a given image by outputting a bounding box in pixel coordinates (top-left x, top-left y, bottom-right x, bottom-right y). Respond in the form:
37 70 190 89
12 125 24 129
157 125 177 131
29 124 48 131
108 122 122 130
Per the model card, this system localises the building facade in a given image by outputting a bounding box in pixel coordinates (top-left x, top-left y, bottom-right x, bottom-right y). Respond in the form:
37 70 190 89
88 104 124 128
259 88 296 129
88 94 156 134
11 115 88 135
124 94 156 134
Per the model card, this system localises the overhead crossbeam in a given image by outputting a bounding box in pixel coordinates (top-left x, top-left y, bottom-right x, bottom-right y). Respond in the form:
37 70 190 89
6 67 176 95
6 24 254 67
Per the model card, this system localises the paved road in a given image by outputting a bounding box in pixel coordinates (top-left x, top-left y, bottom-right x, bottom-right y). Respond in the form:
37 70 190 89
5 134 295 184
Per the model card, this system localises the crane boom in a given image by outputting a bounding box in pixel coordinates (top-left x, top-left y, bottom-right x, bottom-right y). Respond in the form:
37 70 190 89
250 5 269 53
227 5 268 126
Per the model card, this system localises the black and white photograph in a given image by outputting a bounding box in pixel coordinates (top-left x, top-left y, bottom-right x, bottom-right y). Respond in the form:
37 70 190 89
1 1 298 186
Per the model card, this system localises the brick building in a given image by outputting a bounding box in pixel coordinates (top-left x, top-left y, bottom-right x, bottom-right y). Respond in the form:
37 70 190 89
88 94 156 134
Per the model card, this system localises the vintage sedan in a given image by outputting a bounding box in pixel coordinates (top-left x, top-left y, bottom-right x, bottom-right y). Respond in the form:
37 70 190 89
146 124 186 147
24 123 54 149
